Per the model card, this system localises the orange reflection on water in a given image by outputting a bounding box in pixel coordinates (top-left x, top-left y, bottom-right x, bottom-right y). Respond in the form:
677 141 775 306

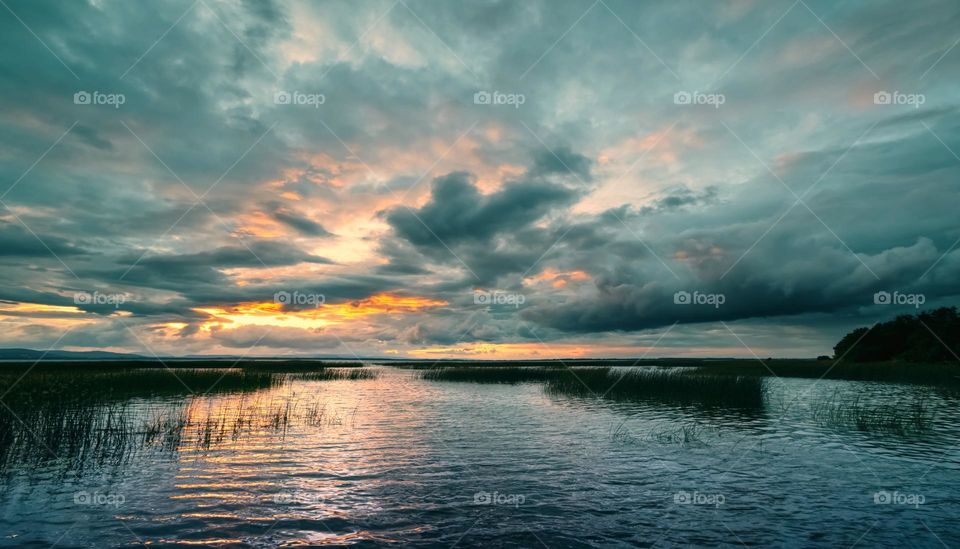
162 371 431 545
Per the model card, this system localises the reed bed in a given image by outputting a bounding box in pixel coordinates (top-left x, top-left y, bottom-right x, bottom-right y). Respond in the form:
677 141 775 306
0 359 370 370
419 366 570 383
0 365 376 473
142 396 355 451
543 368 767 409
691 360 960 386
288 368 379 381
0 394 358 473
420 366 767 409
404 358 960 386
0 368 282 407
807 391 934 434
0 365 379 406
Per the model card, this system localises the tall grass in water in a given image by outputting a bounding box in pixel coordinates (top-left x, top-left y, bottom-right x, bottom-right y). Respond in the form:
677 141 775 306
0 365 376 473
691 360 960 386
141 396 355 452
419 366 568 383
0 359 371 370
421 366 766 409
612 421 710 447
544 368 767 409
807 391 934 435
0 368 282 405
0 365 379 405
288 368 379 381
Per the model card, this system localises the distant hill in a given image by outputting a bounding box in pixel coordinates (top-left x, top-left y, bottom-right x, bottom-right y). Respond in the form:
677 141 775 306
0 348 146 361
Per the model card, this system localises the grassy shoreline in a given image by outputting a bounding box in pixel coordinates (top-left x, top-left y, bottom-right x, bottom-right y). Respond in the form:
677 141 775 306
1 357 957 386
0 359 370 370
404 358 960 386
689 359 960 386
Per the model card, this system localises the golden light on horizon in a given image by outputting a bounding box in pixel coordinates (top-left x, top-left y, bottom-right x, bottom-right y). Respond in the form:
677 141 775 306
194 293 448 332
0 302 86 315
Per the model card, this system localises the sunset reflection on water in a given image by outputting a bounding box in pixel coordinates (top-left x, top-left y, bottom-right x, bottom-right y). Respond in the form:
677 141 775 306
1 368 959 547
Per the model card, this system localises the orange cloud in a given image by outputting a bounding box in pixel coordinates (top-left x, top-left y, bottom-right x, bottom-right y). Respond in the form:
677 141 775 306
524 268 591 288
0 302 85 315
194 293 448 331
406 341 665 360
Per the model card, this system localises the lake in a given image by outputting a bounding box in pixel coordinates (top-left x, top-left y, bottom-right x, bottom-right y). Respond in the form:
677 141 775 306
1 365 958 547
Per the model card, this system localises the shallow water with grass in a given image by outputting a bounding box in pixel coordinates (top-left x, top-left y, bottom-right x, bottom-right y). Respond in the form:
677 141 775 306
1 365 959 547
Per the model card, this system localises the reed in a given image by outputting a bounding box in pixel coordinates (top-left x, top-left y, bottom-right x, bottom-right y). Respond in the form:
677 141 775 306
691 360 960 386
420 365 767 409
807 391 934 434
543 368 767 409
288 368 379 381
419 366 570 383
0 365 375 472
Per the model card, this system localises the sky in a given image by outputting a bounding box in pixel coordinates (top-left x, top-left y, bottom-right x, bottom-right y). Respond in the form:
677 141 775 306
0 0 958 359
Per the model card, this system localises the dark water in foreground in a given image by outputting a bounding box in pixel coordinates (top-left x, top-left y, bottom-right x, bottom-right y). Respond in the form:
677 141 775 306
1 367 959 547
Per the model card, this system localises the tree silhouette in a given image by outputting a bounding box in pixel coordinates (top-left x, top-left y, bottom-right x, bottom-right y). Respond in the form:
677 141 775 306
833 307 959 362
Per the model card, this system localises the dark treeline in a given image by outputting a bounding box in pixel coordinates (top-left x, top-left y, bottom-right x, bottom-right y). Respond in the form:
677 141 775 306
835 307 960 362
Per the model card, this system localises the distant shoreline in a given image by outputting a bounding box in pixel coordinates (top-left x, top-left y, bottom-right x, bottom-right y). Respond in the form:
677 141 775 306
0 357 957 387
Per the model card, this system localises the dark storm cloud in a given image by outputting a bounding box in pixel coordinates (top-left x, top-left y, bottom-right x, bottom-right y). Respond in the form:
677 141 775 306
384 171 579 248
17 239 341 317
0 222 87 256
209 326 345 350
523 112 960 333
640 186 720 214
529 146 593 181
111 240 332 289
268 205 332 237
378 155 599 287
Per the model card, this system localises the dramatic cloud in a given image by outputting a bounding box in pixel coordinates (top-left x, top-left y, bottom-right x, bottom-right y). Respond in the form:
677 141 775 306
0 0 958 357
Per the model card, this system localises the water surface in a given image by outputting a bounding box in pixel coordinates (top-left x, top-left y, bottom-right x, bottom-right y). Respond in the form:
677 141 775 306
1 367 958 547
